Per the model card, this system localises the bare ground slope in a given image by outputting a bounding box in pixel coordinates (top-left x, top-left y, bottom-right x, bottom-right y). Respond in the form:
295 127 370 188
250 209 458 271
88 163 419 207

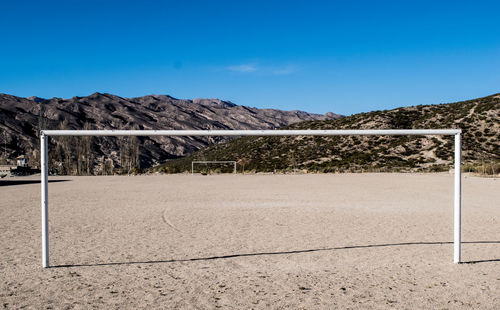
0 174 499 309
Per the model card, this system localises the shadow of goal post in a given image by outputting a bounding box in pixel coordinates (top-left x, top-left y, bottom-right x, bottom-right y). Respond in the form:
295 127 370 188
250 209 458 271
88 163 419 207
40 129 462 268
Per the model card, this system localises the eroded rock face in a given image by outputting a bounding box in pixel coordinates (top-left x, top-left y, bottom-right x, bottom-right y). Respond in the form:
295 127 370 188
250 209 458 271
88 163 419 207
0 92 341 168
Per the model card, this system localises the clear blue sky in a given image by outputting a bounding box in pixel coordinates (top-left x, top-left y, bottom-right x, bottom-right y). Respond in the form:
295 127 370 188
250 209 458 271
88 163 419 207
1 0 499 115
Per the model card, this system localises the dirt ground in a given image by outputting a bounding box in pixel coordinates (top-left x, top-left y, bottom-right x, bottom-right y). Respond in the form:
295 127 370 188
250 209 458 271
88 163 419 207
0 173 498 309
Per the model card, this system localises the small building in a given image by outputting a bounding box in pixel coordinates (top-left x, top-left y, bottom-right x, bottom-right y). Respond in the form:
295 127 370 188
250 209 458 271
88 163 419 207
16 155 27 167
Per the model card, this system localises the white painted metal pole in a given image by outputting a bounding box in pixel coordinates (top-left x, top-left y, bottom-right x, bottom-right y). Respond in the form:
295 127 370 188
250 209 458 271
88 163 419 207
454 133 462 263
41 133 49 268
42 129 461 137
234 162 237 175
191 162 194 175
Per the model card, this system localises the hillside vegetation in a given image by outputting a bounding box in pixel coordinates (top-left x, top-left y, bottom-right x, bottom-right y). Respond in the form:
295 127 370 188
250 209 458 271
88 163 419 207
154 94 500 174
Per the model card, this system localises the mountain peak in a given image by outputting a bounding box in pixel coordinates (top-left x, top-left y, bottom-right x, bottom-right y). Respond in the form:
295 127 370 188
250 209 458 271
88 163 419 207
27 96 46 102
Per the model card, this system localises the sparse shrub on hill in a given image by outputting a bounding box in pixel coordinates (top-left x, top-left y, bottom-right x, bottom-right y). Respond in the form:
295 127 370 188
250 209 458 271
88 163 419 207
153 94 500 174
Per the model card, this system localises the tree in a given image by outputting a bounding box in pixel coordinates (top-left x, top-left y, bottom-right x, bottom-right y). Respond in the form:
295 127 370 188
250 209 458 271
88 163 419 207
37 102 49 137
79 122 94 175
119 126 140 174
289 150 297 174
237 157 250 174
102 158 114 175
1 131 8 164
59 120 75 175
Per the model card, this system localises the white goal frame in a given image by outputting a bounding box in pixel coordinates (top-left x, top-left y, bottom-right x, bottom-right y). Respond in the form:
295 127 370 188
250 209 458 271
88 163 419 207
40 129 462 268
191 161 237 175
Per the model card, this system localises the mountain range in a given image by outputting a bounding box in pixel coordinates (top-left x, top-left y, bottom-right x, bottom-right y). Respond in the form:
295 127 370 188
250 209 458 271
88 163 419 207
0 92 341 171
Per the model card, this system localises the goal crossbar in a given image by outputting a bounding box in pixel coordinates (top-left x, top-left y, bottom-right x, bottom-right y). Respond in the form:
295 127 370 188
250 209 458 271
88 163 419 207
40 129 462 267
41 129 460 136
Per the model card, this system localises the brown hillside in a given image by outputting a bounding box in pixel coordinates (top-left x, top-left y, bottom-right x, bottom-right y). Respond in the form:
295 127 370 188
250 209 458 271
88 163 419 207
157 94 499 174
0 92 340 173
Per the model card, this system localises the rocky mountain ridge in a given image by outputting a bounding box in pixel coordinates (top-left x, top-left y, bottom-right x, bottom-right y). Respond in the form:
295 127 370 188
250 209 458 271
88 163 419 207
0 92 341 172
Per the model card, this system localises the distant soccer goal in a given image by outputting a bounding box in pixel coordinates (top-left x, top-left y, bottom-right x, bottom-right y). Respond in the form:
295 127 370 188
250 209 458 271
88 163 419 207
40 129 463 267
191 160 237 175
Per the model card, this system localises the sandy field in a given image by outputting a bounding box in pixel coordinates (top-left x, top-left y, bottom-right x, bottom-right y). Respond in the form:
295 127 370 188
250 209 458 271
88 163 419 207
0 173 499 309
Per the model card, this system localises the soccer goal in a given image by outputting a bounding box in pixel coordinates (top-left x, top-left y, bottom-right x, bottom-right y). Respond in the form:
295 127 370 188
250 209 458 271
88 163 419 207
191 160 237 175
40 129 463 267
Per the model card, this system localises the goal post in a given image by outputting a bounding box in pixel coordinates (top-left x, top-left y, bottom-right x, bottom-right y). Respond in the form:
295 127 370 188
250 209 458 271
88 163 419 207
191 161 237 175
40 129 462 267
